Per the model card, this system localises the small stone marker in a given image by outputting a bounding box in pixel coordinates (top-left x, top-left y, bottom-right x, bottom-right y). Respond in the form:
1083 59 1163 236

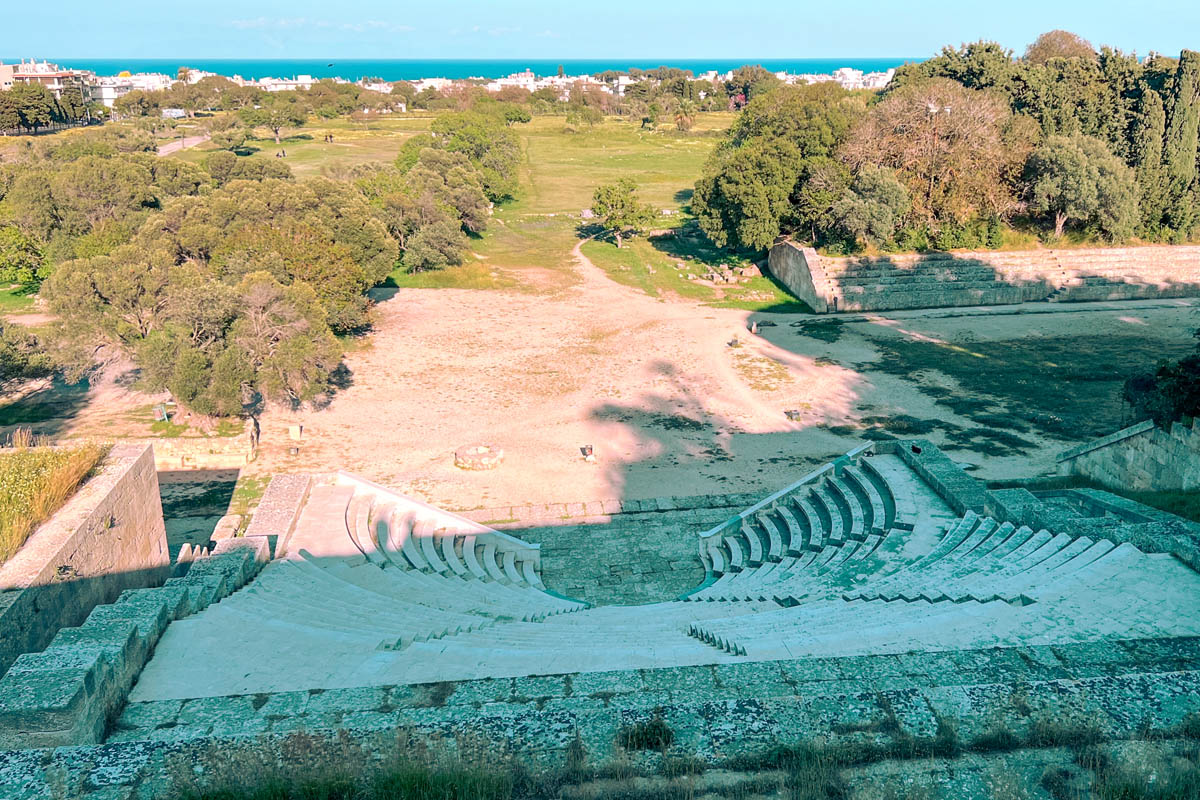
455 444 504 470
580 445 596 463
288 425 303 442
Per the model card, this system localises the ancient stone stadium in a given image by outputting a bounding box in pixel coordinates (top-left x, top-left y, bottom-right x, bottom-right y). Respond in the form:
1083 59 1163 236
2 438 1200 798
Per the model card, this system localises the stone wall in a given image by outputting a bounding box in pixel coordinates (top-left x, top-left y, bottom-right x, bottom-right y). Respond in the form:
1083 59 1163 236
766 239 828 312
766 240 1200 313
6 637 1200 799
0 443 169 679
1056 418 1200 492
121 436 257 471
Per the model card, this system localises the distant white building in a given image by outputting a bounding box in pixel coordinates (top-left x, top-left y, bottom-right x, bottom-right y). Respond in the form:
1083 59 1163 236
0 59 96 101
257 75 320 92
92 72 174 107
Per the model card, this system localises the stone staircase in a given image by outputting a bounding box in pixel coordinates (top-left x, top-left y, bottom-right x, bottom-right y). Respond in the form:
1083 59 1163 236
784 243 1200 312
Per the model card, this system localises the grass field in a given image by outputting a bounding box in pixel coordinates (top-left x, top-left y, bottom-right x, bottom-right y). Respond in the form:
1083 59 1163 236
370 113 742 293
172 115 436 178
0 285 37 313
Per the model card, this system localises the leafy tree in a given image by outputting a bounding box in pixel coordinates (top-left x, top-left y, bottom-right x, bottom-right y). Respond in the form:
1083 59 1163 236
566 106 603 129
204 151 292 185
0 226 45 285
113 89 163 119
430 112 521 201
725 65 780 102
1024 30 1096 64
8 84 56 131
843 79 1019 226
0 321 53 391
590 178 655 247
725 83 862 155
1133 88 1170 236
230 272 342 407
791 158 850 243
404 219 468 271
693 139 804 250
1024 134 1139 239
242 93 308 144
831 166 910 246
503 106 532 126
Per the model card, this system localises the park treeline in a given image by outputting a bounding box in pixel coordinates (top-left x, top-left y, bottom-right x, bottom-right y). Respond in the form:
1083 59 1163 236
0 106 521 419
693 32 1200 253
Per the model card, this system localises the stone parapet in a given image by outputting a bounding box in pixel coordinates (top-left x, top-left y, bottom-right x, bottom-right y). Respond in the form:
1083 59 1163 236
0 444 168 679
5 638 1200 799
242 473 312 558
1057 418 1200 493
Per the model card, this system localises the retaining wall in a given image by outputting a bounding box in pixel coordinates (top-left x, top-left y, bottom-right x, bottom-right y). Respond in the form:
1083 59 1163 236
766 240 1200 312
5 637 1200 799
1057 418 1200 492
0 444 169 679
122 436 257 471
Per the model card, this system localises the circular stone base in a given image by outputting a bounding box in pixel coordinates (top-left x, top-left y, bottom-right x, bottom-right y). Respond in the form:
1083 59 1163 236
454 444 504 470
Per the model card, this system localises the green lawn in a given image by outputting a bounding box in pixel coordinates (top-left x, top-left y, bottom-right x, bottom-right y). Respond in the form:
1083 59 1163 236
172 111 769 301
510 115 727 215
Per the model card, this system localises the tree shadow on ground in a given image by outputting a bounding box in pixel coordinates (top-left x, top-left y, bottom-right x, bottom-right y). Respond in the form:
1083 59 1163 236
0 376 95 438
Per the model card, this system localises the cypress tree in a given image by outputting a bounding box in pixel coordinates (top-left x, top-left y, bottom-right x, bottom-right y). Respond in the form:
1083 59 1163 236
1134 88 1169 237
1163 50 1200 237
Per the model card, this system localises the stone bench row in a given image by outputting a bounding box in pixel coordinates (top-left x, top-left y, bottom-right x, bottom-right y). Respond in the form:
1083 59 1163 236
700 457 901 576
0 538 269 750
359 495 552 591
690 542 1200 660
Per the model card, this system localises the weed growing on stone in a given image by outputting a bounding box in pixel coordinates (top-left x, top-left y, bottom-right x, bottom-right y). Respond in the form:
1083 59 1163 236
616 711 675 751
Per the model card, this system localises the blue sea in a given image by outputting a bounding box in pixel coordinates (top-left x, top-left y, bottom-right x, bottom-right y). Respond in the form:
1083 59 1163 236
19 58 918 82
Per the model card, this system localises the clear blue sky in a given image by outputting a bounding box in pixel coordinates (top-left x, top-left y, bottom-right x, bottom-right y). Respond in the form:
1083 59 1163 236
3 0 1197 60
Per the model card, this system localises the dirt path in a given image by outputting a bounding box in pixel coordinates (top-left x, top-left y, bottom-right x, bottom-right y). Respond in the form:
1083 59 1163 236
156 135 210 157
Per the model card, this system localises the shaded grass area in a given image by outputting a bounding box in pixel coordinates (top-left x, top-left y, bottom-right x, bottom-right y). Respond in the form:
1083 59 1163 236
0 284 37 313
0 438 108 564
863 332 1195 441
581 235 802 312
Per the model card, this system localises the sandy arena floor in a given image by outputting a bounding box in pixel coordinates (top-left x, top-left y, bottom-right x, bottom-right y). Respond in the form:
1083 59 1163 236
240 244 1200 510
